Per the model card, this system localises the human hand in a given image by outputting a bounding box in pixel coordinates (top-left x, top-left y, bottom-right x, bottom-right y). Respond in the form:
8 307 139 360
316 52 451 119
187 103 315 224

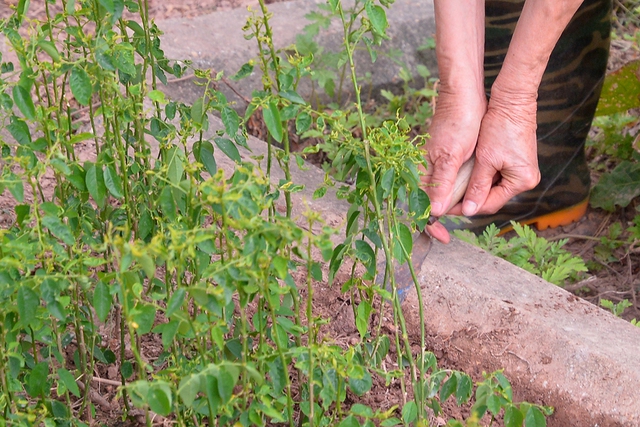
459 87 541 217
422 89 487 218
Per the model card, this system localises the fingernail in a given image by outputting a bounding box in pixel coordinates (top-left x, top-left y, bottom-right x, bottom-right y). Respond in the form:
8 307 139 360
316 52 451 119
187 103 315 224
462 201 478 216
431 202 443 216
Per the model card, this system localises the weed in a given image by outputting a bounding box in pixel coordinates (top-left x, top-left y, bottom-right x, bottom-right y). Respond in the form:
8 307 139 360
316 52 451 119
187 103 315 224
454 222 588 286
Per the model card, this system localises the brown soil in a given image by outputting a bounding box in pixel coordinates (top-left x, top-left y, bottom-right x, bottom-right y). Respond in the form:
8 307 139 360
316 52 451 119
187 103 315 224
0 1 638 426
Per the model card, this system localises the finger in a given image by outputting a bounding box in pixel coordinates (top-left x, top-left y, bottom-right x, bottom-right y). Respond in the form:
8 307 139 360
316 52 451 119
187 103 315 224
424 154 464 217
461 160 497 217
477 169 540 214
425 221 451 244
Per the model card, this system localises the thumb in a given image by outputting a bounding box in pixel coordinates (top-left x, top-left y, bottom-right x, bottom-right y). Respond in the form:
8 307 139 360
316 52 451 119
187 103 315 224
461 160 496 217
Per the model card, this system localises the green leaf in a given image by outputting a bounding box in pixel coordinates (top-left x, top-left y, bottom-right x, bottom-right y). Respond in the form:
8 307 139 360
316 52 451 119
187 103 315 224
166 146 185 185
27 362 49 398
380 167 395 199
504 404 524 427
70 66 93 106
12 85 35 120
85 162 107 208
214 137 241 163
393 223 413 262
380 417 401 427
279 89 306 105
195 141 217 176
217 368 236 403
348 370 372 396
178 375 201 407
409 188 430 231
148 382 173 416
42 215 75 246
148 89 166 103
121 361 134 379
221 106 240 136
132 303 156 335
113 43 136 76
596 59 640 116
103 164 124 198
296 111 312 133
263 101 283 143
191 97 205 125
18 285 39 327
166 288 185 317
401 401 417 424
93 281 112 323
525 406 546 427
365 2 389 38
487 394 503 416
355 300 372 338
440 373 457 402
38 40 60 62
355 239 376 279
7 115 31 145
590 160 640 211
456 373 473 404
231 62 254 81
58 368 81 397
338 416 359 427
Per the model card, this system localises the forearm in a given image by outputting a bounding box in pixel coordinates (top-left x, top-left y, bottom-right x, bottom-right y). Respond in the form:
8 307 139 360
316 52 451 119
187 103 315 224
434 0 485 98
493 0 584 97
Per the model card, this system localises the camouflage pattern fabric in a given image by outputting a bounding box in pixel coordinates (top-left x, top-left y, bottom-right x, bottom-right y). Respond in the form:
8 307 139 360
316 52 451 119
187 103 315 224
450 0 612 233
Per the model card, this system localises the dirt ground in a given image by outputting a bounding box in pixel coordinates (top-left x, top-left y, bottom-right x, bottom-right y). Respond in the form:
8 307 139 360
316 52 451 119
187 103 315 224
0 0 638 426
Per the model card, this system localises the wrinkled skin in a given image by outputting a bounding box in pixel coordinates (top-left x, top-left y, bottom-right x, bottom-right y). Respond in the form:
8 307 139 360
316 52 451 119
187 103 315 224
424 0 584 243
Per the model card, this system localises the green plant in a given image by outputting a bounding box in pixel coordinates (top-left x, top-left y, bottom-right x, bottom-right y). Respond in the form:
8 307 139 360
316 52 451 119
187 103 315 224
0 0 550 426
600 298 633 317
454 222 588 286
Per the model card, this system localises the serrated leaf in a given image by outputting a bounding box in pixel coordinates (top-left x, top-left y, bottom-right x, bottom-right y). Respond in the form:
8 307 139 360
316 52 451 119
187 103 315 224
214 137 241 163
70 66 93 106
93 281 112 323
263 101 283 143
590 160 640 211
13 85 35 120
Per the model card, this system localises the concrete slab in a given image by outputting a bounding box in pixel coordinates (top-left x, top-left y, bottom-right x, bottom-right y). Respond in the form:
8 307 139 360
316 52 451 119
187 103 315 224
157 0 437 107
